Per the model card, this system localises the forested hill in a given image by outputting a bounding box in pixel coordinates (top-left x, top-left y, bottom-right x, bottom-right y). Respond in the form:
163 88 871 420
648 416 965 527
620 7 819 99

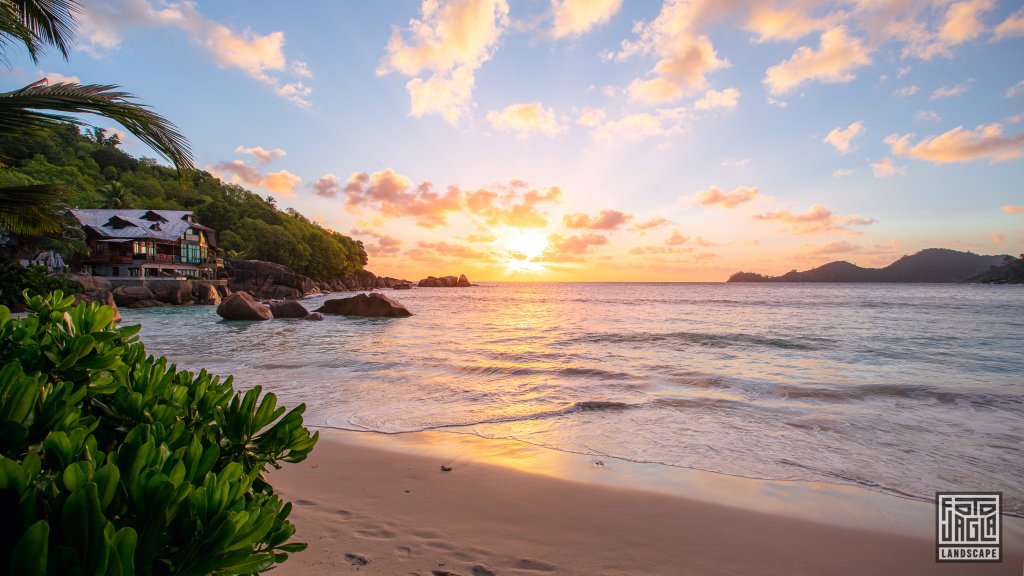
728 248 1010 283
0 123 367 280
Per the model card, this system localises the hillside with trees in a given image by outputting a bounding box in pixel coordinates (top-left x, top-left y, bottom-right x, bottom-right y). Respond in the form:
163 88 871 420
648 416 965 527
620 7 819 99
0 123 367 280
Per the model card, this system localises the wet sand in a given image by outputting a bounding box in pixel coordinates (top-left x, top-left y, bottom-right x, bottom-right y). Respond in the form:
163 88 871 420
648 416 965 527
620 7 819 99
270 431 1023 575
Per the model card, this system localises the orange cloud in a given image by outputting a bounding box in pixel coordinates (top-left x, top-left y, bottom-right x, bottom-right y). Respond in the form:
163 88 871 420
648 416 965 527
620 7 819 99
551 0 622 38
343 169 463 227
538 233 608 262
592 108 687 142
576 106 606 127
261 170 301 197
311 173 342 197
745 3 837 42
408 241 491 260
351 228 404 256
823 121 864 154
486 102 564 137
931 81 971 99
209 160 299 196
378 0 510 125
995 7 1024 39
991 232 1005 244
665 230 688 245
563 209 633 230
1002 205 1024 214
937 0 994 45
754 204 876 235
694 185 759 209
870 157 905 178
764 26 872 95
885 123 1024 164
631 216 673 232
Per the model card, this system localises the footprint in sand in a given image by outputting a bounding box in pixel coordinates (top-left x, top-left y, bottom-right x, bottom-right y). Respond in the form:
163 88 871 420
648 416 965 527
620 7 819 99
344 553 370 566
514 559 557 572
396 545 412 558
471 565 497 576
293 499 317 507
356 527 398 539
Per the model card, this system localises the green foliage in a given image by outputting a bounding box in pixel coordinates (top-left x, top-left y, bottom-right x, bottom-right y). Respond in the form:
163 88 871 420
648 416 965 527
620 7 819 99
0 293 318 575
0 256 81 310
0 123 367 280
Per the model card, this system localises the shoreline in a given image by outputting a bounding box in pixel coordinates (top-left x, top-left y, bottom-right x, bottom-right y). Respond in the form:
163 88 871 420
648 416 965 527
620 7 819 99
270 430 1024 575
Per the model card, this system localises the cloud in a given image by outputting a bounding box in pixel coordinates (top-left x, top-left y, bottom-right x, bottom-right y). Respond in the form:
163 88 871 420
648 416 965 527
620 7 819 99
210 160 300 196
938 0 993 44
1002 205 1024 214
351 228 404 256
892 85 919 97
823 121 864 154
592 108 687 142
291 61 313 78
538 233 607 262
995 7 1024 39
407 241 489 260
833 168 854 177
486 102 564 137
754 204 876 235
576 106 606 127
563 210 633 230
1005 80 1024 99
665 230 688 246
721 158 750 167
991 232 1005 244
931 81 971 99
235 145 286 164
870 157 905 178
694 88 740 110
914 110 942 123
76 0 313 107
311 173 343 198
631 216 673 231
694 185 759 209
885 124 1024 164
464 232 497 243
745 3 838 42
342 169 463 227
378 0 510 126
39 71 81 84
807 240 862 255
551 0 622 38
764 26 872 95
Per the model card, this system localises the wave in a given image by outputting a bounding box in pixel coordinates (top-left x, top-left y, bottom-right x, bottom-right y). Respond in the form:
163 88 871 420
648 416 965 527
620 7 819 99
449 364 639 381
577 330 833 351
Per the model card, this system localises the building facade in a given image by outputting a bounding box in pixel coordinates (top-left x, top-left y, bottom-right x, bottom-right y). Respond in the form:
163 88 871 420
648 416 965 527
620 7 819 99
71 209 220 278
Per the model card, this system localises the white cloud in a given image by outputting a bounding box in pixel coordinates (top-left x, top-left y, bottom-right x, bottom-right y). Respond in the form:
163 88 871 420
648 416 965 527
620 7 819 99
823 121 864 154
486 102 564 137
764 26 872 95
1005 80 1024 99
592 108 687 143
886 124 1024 164
551 0 622 39
931 81 972 100
914 110 942 123
694 87 740 110
235 145 286 164
893 85 919 97
833 168 854 178
871 157 905 178
576 106 606 127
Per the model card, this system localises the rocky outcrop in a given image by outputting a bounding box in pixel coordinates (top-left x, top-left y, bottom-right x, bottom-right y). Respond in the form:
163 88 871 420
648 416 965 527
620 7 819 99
303 312 324 321
224 259 319 300
112 285 167 309
216 291 272 321
269 300 309 319
324 270 413 291
393 282 412 289
418 273 472 287
150 280 194 306
316 293 412 318
71 274 112 292
192 282 221 305
74 289 121 323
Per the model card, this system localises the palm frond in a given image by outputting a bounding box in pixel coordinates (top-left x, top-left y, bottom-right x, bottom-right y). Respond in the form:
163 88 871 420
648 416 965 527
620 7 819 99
0 183 67 234
0 0 78 63
0 81 196 178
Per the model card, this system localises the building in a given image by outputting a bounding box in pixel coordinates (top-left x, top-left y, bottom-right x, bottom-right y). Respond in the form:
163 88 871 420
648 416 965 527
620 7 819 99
71 209 219 278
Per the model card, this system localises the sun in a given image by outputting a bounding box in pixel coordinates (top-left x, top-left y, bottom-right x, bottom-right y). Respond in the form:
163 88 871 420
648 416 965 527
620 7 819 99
500 229 548 272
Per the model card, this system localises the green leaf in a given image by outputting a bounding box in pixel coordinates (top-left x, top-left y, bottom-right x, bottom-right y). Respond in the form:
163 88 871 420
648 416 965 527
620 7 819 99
10 519 49 576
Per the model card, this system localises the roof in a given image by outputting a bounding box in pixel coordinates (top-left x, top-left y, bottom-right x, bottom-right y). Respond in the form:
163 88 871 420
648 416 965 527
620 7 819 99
70 209 210 242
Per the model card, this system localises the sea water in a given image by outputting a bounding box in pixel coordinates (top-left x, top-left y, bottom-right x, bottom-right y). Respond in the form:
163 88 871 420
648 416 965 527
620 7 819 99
122 283 1024 514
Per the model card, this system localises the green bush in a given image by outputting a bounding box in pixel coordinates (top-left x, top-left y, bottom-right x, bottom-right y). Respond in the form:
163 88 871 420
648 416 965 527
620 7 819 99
0 257 83 311
0 292 318 575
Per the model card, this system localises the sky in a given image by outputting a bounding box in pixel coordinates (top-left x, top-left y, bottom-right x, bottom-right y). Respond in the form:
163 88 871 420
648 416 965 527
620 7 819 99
5 0 1024 281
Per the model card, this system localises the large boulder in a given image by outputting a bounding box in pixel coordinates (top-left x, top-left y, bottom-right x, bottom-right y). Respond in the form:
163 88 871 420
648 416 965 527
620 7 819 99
74 289 121 323
71 274 112 292
418 273 471 287
269 299 309 319
216 291 272 321
192 282 221 305
316 293 412 318
303 312 324 321
457 273 471 287
150 280 194 305
112 285 166 308
393 282 412 290
224 259 320 300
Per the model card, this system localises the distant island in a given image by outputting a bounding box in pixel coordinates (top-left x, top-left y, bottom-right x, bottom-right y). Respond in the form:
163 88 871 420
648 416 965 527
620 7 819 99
728 248 1019 283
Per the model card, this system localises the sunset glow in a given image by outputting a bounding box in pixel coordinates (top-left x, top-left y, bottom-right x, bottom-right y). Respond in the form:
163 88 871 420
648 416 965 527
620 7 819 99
14 1 1023 281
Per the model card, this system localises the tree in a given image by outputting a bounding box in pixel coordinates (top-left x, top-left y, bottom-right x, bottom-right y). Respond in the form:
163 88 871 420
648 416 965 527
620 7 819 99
98 180 133 208
0 0 194 235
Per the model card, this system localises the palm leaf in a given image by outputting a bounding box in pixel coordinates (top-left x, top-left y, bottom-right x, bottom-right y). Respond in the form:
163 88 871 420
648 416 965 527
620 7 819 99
0 0 78 64
0 81 196 178
0 183 66 234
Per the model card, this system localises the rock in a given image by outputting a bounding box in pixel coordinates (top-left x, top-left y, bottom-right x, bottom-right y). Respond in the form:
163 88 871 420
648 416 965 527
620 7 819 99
74 289 121 323
393 283 412 290
457 274 471 287
71 274 112 292
269 299 309 318
150 280 194 305
318 281 332 292
192 282 221 305
418 273 472 287
302 312 323 321
112 285 158 308
216 291 272 321
316 293 412 317
224 259 319 300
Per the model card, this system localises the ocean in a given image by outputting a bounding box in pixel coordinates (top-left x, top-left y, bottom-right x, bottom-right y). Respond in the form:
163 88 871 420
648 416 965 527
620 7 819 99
122 282 1024 514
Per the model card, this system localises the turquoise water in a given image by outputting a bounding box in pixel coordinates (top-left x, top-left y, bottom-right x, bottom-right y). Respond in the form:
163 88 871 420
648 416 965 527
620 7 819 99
122 283 1024 513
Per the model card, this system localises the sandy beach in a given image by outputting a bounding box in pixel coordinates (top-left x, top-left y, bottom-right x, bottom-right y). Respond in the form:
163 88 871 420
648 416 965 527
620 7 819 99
270 431 1023 575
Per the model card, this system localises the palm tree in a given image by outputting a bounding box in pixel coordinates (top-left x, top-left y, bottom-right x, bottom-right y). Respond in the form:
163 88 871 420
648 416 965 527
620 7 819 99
98 180 133 209
0 0 195 235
